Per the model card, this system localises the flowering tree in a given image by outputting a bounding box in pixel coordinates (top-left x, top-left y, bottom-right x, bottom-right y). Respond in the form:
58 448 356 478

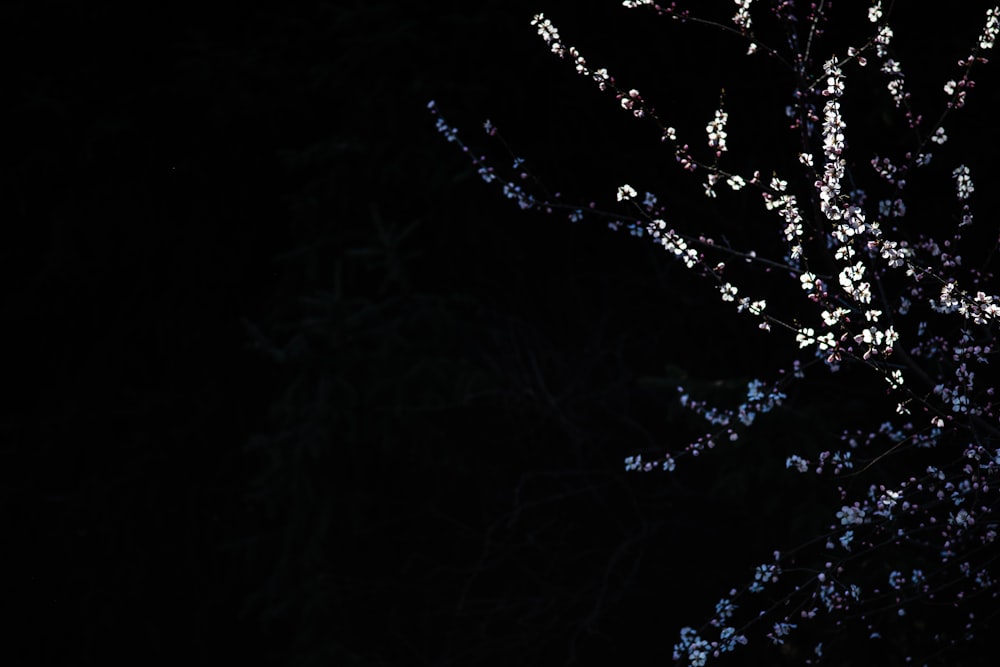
431 1 1000 664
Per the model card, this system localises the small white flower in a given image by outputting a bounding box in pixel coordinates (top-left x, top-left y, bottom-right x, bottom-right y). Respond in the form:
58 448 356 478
839 530 854 550
837 504 867 526
876 24 893 46
796 327 817 348
786 455 809 472
617 184 638 201
952 508 973 528
821 307 849 326
835 245 856 261
883 326 899 347
868 1 883 23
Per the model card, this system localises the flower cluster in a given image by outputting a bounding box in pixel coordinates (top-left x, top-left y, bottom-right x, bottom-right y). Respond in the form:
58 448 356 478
432 1 1000 664
705 107 728 155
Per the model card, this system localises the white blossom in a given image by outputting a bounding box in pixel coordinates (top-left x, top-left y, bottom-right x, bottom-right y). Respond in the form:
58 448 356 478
980 7 999 50
617 184 638 201
868 1 883 22
707 108 729 153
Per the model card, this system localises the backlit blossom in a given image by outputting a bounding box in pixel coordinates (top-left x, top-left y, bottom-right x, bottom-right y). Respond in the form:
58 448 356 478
837 504 867 526
531 14 566 57
786 454 809 472
707 108 729 153
980 7 999 49
617 184 638 201
824 58 845 97
868 2 883 22
733 0 753 32
953 165 974 200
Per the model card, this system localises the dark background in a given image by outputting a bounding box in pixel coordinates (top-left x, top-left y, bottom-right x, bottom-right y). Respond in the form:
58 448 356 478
7 1 999 665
